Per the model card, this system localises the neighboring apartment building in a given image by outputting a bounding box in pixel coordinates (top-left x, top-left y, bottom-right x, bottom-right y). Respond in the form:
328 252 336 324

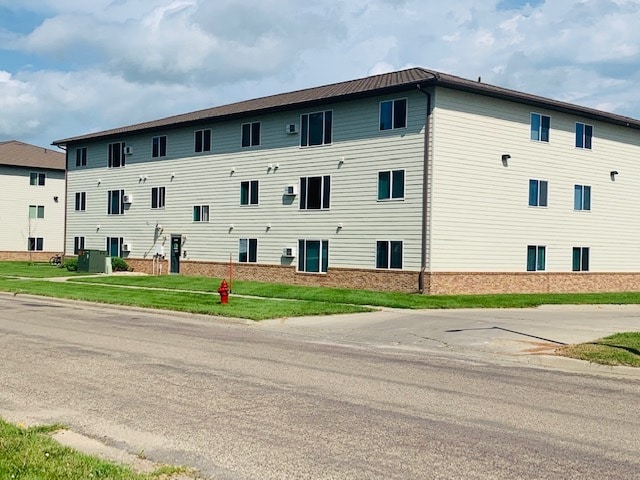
53 68 640 294
0 140 66 261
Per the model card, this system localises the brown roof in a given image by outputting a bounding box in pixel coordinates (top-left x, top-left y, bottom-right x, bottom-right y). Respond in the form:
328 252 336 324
53 67 640 146
0 140 65 170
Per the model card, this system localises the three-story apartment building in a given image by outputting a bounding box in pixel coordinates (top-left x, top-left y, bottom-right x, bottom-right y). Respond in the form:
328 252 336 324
0 140 65 261
53 68 640 294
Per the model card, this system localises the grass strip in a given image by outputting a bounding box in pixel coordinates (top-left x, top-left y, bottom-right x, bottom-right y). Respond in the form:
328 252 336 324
70 274 640 309
0 419 189 480
557 332 640 367
0 277 371 320
0 261 89 278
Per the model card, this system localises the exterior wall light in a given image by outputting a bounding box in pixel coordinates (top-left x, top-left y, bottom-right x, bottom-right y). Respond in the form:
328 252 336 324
611 170 619 181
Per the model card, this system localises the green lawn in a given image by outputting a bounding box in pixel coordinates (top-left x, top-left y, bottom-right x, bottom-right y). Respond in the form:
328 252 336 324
70 273 640 309
0 420 191 480
0 261 89 278
0 277 371 320
557 332 640 367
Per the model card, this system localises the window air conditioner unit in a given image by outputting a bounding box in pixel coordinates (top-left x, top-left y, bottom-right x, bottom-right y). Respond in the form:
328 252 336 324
286 123 298 134
122 243 131 252
283 185 298 196
124 146 133 155
123 194 133 203
282 246 296 257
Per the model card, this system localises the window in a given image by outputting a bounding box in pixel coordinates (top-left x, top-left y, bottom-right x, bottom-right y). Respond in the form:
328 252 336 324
530 113 550 142
528 179 548 207
376 241 403 269
572 247 590 272
29 172 45 186
108 142 125 168
574 185 591 211
378 170 405 200
29 205 45 219
107 189 124 215
301 111 332 147
527 245 546 271
300 176 330 210
106 237 124 258
239 238 257 263
76 147 87 167
575 123 593 149
194 129 212 153
74 236 85 255
240 180 259 206
241 122 261 147
152 136 167 157
380 99 407 130
193 205 209 222
298 239 329 273
28 237 44 251
151 186 166 209
75 192 86 211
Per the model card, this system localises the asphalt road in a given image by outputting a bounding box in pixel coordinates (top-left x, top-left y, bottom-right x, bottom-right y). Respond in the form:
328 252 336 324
1 294 639 479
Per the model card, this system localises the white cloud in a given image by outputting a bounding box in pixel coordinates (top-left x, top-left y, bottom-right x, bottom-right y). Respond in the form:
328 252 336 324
1 0 640 148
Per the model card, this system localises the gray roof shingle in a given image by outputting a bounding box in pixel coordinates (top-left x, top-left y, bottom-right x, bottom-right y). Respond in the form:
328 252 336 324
0 140 65 170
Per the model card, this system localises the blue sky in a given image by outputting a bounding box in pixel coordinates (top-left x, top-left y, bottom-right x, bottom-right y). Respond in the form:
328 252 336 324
1 0 640 149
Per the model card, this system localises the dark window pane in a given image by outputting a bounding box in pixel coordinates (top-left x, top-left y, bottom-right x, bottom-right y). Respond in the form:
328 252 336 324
528 179 538 206
240 182 249 205
537 246 546 271
300 115 309 147
582 248 589 271
321 240 329 273
322 176 330 209
195 131 203 152
583 186 591 210
541 115 550 142
152 137 159 157
380 101 392 130
392 170 404 198
239 239 248 262
394 99 407 128
193 206 200 221
574 185 582 210
527 246 536 271
308 112 324 146
241 124 251 147
575 123 584 148
251 122 260 146
376 241 388 268
539 181 548 207
203 130 211 151
324 111 332 145
390 241 402 269
306 240 320 272
585 125 593 149
572 247 580 271
379 172 391 200
250 180 259 205
530 114 540 141
299 178 307 209
249 239 257 263
298 240 305 271
307 176 322 209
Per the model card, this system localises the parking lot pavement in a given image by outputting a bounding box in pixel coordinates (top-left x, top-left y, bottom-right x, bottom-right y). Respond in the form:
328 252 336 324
260 304 640 375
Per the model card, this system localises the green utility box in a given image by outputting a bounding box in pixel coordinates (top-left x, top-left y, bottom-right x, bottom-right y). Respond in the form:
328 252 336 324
77 249 109 273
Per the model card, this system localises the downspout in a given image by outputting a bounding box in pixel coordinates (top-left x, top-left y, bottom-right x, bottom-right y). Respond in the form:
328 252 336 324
60 145 68 260
416 85 432 294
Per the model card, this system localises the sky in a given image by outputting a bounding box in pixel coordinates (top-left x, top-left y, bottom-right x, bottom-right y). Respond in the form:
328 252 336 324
1 0 640 150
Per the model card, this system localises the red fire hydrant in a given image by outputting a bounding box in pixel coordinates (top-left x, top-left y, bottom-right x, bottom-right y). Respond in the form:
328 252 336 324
218 279 229 304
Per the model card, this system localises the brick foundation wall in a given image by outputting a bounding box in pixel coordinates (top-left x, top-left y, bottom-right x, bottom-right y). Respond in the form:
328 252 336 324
0 251 58 262
115 258 640 295
126 258 420 292
428 272 640 295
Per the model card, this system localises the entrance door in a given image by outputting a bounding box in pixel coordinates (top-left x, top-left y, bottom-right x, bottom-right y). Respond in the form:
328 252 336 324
170 235 181 274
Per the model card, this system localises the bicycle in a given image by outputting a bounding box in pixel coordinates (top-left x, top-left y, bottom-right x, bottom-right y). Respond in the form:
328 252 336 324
49 253 63 266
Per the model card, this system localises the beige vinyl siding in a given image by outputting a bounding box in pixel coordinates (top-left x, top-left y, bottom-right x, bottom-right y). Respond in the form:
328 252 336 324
429 87 640 272
0 166 65 252
66 91 428 271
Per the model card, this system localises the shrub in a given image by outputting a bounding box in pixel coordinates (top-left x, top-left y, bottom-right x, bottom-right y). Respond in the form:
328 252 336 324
111 256 130 272
64 258 78 272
